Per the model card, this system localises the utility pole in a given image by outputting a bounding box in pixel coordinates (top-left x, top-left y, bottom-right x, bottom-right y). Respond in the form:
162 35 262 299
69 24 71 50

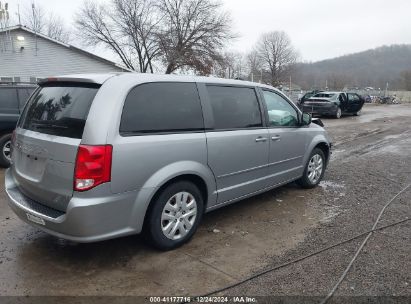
17 3 21 24
0 2 10 52
32 1 38 55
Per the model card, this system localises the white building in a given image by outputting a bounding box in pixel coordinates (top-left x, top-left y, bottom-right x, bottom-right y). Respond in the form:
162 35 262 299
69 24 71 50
0 25 128 83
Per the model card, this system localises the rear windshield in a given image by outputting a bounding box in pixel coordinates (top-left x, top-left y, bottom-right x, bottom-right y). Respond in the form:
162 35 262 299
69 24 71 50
19 82 100 139
313 93 336 99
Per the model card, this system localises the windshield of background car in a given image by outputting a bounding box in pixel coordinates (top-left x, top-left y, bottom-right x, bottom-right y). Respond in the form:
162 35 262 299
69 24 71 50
313 93 337 99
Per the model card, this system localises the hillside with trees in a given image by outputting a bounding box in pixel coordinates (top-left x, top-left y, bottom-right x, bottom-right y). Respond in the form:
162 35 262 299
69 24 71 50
12 0 411 89
293 45 411 90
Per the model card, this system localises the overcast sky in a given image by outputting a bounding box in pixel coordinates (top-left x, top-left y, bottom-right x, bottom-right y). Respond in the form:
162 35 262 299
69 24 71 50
9 0 411 62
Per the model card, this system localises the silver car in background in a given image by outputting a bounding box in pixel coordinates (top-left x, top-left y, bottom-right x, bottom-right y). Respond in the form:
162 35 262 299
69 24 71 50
5 73 331 250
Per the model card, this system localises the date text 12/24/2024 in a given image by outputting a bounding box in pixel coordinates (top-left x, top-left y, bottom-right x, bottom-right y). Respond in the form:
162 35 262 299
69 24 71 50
149 296 257 303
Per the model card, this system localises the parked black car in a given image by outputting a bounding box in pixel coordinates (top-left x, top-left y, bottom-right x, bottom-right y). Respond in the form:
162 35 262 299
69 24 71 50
300 92 365 119
0 83 37 167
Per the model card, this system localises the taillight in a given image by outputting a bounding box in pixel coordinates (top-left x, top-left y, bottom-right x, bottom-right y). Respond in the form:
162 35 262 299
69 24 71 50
74 145 113 192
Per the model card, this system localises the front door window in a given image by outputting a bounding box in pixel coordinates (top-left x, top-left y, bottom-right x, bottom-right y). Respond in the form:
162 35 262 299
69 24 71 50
262 90 299 127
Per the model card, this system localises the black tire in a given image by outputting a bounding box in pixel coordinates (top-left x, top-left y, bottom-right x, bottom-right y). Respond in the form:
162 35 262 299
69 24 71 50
354 109 362 116
145 181 204 251
297 148 326 189
0 134 12 168
334 107 342 119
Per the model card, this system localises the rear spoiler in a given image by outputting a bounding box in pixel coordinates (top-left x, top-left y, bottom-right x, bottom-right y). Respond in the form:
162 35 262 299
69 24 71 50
37 74 119 85
38 77 97 85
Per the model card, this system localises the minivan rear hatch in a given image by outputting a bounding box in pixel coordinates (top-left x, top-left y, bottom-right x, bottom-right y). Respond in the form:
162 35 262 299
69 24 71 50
12 82 100 212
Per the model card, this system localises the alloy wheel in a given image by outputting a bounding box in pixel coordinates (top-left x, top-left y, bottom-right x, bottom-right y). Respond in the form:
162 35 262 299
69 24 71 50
336 108 342 119
3 140 11 161
307 154 323 184
161 192 198 240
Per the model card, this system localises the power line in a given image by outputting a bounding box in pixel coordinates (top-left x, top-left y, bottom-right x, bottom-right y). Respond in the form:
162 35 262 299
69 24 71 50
182 184 410 303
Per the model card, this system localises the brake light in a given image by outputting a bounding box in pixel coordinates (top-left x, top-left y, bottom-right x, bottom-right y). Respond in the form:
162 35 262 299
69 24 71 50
74 145 112 192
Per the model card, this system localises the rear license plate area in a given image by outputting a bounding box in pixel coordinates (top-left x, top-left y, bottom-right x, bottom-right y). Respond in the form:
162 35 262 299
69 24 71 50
26 213 46 226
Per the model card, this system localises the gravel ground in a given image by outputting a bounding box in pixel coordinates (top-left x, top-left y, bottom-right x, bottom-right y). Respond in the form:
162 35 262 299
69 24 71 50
223 105 411 302
0 104 410 303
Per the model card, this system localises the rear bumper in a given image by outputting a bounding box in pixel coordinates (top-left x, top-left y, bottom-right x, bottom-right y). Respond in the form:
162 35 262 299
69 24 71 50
302 103 338 115
5 169 142 242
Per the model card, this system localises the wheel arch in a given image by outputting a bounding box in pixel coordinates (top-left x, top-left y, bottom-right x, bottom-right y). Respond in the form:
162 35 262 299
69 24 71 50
304 135 332 168
141 173 212 234
130 161 217 233
314 142 331 166
0 130 13 139
149 174 209 212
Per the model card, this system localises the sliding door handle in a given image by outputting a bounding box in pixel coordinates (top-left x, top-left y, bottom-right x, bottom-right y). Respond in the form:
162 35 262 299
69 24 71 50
255 137 268 143
271 135 281 141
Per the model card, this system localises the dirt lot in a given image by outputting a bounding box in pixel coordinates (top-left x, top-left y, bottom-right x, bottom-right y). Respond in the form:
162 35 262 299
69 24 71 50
0 104 410 302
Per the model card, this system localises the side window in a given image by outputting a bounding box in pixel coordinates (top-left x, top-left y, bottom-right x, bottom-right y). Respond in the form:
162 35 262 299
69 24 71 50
0 88 19 114
17 88 34 110
206 86 262 130
262 90 299 127
120 83 204 134
348 93 359 102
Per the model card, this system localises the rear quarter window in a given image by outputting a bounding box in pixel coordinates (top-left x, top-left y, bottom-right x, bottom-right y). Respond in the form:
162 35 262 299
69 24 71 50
120 82 204 135
19 82 100 139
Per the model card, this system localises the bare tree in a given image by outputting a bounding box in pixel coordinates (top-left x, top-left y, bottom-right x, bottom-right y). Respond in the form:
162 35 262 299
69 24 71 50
400 70 411 90
75 0 233 74
228 52 246 79
246 50 263 82
214 52 244 79
22 3 71 43
328 73 349 91
157 0 234 74
111 0 161 73
212 54 229 78
23 3 45 34
75 0 160 72
75 0 135 71
255 31 298 86
47 14 71 43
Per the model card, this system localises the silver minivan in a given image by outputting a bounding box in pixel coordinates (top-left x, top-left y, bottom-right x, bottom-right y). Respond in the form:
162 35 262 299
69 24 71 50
5 73 331 250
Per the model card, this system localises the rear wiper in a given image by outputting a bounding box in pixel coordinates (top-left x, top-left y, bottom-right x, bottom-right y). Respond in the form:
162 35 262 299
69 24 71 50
31 123 68 129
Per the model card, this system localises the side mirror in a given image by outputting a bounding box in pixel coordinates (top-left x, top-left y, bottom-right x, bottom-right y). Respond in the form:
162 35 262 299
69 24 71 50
301 113 312 126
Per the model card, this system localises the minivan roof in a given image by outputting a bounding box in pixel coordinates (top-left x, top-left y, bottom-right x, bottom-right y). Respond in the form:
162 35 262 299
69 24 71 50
37 73 281 92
